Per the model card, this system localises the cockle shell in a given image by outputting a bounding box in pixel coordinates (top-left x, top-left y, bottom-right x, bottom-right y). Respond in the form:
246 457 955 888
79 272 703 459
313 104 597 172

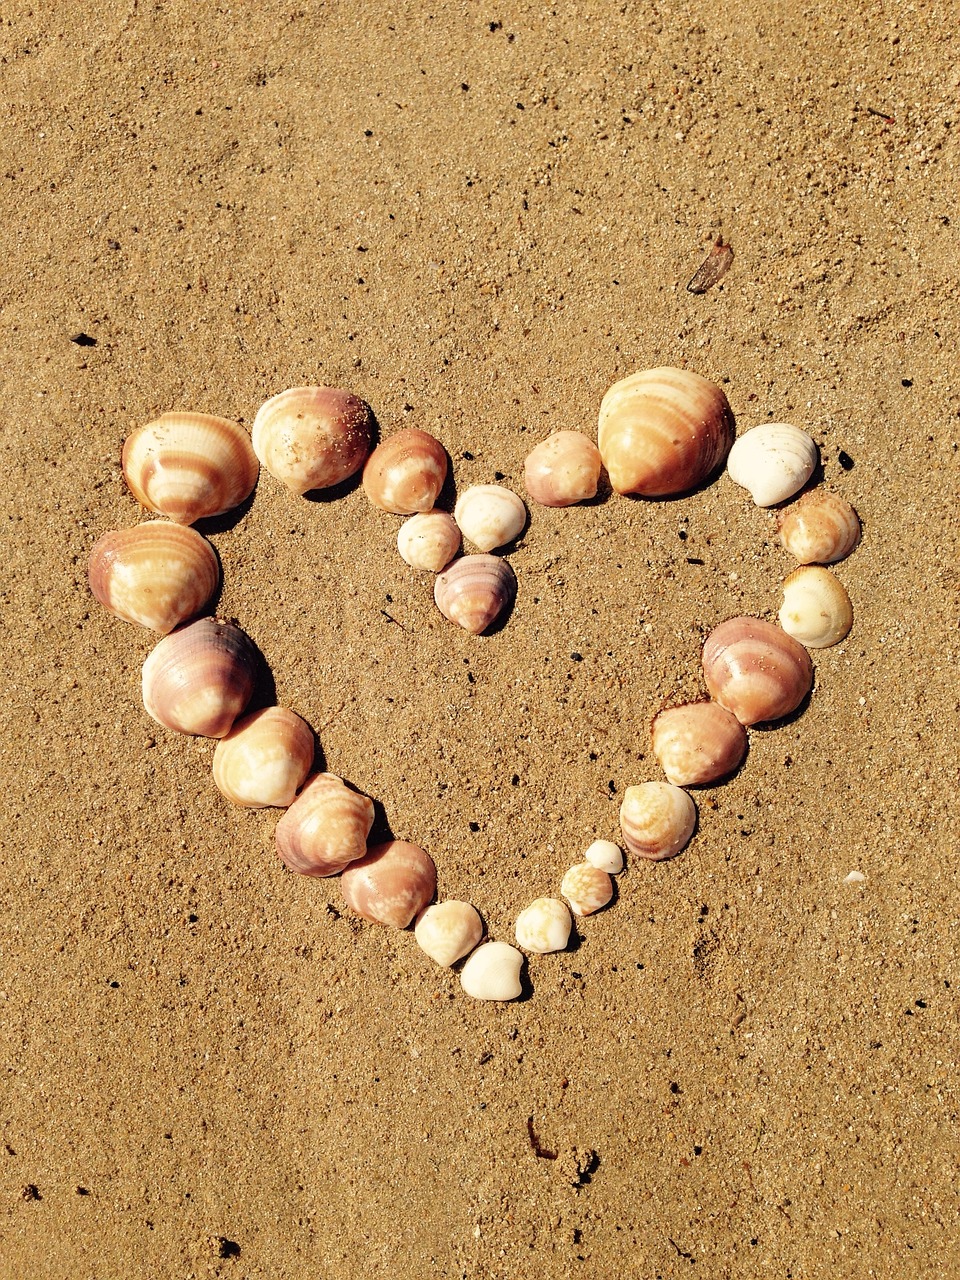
122 412 259 524
88 521 220 634
597 367 735 497
397 509 461 572
460 941 524 1001
141 617 258 737
584 839 624 874
702 616 814 725
515 898 572 954
619 782 696 861
434 554 517 634
415 900 484 966
212 707 314 808
340 840 437 928
274 772 374 877
560 863 613 915
454 484 527 552
251 386 373 494
726 423 818 507
778 489 861 564
651 701 748 787
778 566 853 649
524 430 602 507
362 429 448 514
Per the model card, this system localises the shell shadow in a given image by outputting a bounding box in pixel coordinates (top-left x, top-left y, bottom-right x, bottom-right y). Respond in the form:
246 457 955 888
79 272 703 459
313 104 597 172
244 638 278 713
367 795 397 845
750 682 815 733
195 486 258 535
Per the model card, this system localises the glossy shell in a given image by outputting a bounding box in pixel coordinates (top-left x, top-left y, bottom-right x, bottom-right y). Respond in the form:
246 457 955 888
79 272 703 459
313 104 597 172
434 554 517 634
415 900 484 967
454 484 527 552
460 941 524 1001
515 898 572 954
397 509 461 572
524 430 602 507
778 489 861 564
212 707 314 807
560 863 614 915
362 429 448 514
727 423 818 507
251 386 373 494
274 772 374 877
584 839 624 874
651 701 748 787
619 782 697 862
779 566 853 649
141 617 258 738
702 616 814 725
597 367 735 497
88 521 220 634
122 412 259 524
340 840 437 928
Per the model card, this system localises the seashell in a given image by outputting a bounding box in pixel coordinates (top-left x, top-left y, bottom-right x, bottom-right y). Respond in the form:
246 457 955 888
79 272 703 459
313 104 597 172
778 566 853 649
619 782 696 862
251 386 373 495
702 616 814 725
597 367 735 497
415 900 484 966
584 839 624 874
340 840 437 928
454 484 527 552
397 509 461 572
122 412 259 524
274 772 374 877
434 554 517 634
778 489 861 564
524 430 602 507
460 941 524 1001
362 428 448 514
651 701 748 787
726 423 818 507
88 521 219 634
141 617 258 737
212 707 314 808
560 863 613 915
515 898 572 954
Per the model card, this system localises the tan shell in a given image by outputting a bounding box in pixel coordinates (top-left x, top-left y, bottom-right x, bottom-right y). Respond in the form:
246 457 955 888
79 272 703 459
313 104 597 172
141 617 258 738
727 423 818 507
778 489 861 564
251 386 373 494
779 566 853 649
88 521 220 634
397 509 461 572
340 840 437 928
212 707 315 808
460 941 524 1001
274 772 374 877
415 901 484 966
619 782 697 861
651 701 748 787
362 429 448 514
515 898 572 953
454 484 527 552
122 412 259 524
702 616 814 725
524 431 602 507
559 863 613 915
597 367 735 497
434 554 517 634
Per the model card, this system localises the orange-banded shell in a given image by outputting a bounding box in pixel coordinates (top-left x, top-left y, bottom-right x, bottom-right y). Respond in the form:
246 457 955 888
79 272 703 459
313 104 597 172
362 428 448 514
88 521 220 634
597 367 735 497
651 701 748 787
702 616 813 725
778 489 861 564
778 566 853 649
212 707 315 807
274 772 374 877
122 412 259 524
341 840 437 928
252 386 373 494
434 554 517 634
619 781 697 861
141 617 258 737
524 430 602 507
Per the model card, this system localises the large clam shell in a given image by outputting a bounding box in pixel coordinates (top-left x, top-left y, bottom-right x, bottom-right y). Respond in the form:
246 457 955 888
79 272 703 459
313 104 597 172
524 430 602 507
619 782 697 861
141 617 259 737
651 701 748 787
702 616 814 725
274 772 374 877
778 489 861 564
122 412 259 524
778 566 853 649
251 386 373 494
726 423 818 507
397 509 461 572
212 707 315 807
454 484 527 552
88 521 220 634
434 554 517 634
362 429 448 514
340 840 437 928
597 367 735 497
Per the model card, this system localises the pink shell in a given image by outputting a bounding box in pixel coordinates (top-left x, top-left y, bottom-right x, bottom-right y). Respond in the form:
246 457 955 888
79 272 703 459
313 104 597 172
141 617 258 738
702 617 814 725
274 772 374 876
252 386 373 494
651 701 748 787
523 431 602 507
433 554 517 634
340 840 437 928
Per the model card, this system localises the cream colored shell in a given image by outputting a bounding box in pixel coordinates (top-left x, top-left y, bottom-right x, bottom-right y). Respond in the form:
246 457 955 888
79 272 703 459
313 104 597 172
726 423 818 507
515 898 572 954
778 489 861 564
397 509 461 572
560 863 613 915
524 431 602 507
584 839 624 874
778 566 853 648
619 781 696 861
212 707 314 808
460 941 524 1001
454 484 527 552
415 901 484 966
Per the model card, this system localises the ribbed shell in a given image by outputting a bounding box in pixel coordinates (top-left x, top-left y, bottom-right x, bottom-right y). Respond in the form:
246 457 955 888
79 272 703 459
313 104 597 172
779 566 853 649
434 554 517 634
397 509 461 572
524 430 602 507
778 489 861 564
619 782 697 861
212 707 315 807
651 701 748 787
88 521 220 634
727 423 818 507
702 616 814 725
274 772 374 877
340 840 437 928
252 386 373 494
454 484 527 552
415 901 484 967
141 617 258 737
362 429 448 514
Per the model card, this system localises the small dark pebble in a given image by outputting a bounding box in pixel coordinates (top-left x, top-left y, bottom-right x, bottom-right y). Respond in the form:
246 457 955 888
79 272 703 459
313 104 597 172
215 1238 241 1259
76 1186 90 1196
494 471 505 480
686 557 705 566
678 528 688 541
20 1185 41 1201
469 821 480 832
107 239 120 250
462 450 474 460
70 332 97 346
570 652 583 662
838 450 854 470
901 378 913 387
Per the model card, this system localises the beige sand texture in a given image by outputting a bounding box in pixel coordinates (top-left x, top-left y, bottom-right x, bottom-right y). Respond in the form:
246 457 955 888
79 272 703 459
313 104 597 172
1 1 958 1276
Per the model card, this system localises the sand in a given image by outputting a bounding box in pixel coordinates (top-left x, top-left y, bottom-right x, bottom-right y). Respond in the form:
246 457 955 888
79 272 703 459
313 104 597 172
2 2 958 1275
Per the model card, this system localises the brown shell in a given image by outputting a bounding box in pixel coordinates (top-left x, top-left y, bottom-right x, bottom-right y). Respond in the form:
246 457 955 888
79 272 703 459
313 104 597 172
651 701 748 787
340 840 437 928
362 429 448 514
88 521 220 634
433 554 517 634
274 772 375 877
251 386 373 494
141 617 259 737
702 616 814 725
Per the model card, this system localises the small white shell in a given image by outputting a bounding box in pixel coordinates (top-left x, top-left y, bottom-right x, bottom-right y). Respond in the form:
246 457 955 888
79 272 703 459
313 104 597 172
619 782 696 861
397 509 461 572
584 840 624 873
727 424 818 507
415 901 484 966
460 941 524 1001
778 566 853 648
560 863 613 916
515 898 572 954
454 484 527 552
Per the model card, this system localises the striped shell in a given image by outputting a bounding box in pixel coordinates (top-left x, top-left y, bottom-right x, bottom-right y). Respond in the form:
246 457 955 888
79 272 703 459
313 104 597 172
274 772 374 877
727 423 818 507
454 484 527 552
651 701 748 787
702 616 814 725
252 386 373 494
362 429 448 514
212 707 315 807
778 490 861 564
434 554 517 634
141 617 258 738
778 566 853 649
88 521 220 634
619 782 697 862
341 840 437 928
524 430 602 507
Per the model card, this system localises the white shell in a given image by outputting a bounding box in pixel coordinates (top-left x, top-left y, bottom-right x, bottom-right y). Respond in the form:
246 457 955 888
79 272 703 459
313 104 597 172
515 898 572 954
454 484 527 552
460 941 524 1001
560 863 613 916
414 901 483 966
397 510 461 572
584 840 624 873
778 565 853 648
727 424 818 507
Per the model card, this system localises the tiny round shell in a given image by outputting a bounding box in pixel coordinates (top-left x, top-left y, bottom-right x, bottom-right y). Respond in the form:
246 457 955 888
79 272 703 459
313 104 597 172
141 617 258 738
560 863 613 915
274 772 374 877
454 484 527 552
397 509 461 572
122 412 259 524
779 566 853 649
341 840 437 928
515 898 572 954
251 386 373 494
524 431 602 507
415 901 484 967
651 701 748 787
778 489 861 564
362 429 448 514
619 782 696 862
460 941 524 1001
702 616 814 725
212 707 314 808
434 554 517 634
88 521 220 634
584 839 624 874
727 423 818 507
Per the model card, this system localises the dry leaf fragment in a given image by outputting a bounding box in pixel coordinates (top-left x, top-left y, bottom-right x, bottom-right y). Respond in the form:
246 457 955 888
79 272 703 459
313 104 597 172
687 237 734 294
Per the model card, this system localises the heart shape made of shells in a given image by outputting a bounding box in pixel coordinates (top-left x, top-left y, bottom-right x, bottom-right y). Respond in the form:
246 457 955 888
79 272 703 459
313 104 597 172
89 369 861 1001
